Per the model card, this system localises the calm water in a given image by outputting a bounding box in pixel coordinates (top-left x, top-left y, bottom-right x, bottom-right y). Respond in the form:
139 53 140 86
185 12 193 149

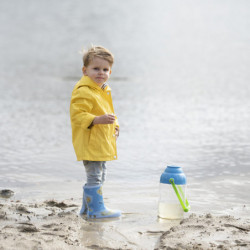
0 0 250 212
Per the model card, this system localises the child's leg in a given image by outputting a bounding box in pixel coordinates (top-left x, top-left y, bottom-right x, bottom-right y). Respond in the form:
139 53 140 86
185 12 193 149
82 162 121 219
101 161 107 184
80 161 107 215
83 161 106 186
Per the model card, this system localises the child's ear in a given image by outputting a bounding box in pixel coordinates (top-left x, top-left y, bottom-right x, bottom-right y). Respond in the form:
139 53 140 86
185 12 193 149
82 67 87 75
109 69 112 75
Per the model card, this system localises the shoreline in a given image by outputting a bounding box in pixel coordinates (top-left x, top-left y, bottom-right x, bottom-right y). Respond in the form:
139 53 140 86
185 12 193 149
0 194 249 250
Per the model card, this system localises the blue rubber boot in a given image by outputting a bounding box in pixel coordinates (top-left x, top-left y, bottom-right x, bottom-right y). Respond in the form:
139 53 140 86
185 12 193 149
79 187 87 215
84 185 121 219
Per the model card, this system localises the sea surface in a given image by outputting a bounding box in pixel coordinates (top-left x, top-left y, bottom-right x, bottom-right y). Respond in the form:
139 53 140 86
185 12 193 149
0 0 250 216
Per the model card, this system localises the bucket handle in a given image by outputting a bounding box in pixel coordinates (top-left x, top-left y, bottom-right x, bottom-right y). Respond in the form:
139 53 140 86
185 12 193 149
169 178 190 212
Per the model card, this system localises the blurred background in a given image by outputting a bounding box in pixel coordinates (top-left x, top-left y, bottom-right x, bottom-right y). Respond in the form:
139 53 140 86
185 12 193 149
0 0 249 214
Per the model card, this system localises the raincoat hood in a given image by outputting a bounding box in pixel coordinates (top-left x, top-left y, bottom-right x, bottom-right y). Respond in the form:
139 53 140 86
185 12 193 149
73 76 111 92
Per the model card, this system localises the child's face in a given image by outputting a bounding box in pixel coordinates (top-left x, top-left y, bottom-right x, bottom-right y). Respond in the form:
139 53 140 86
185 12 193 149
82 57 111 86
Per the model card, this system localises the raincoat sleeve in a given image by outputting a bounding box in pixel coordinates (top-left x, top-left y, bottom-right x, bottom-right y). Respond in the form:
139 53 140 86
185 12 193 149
70 87 96 129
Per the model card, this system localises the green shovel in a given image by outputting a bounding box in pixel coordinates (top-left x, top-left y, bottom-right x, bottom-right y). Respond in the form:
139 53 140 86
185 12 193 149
169 178 190 212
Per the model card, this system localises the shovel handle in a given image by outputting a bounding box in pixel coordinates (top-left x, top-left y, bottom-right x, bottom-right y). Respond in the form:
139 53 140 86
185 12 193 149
169 178 190 212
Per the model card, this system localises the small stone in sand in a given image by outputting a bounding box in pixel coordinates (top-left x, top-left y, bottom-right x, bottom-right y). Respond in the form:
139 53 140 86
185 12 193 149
0 189 14 199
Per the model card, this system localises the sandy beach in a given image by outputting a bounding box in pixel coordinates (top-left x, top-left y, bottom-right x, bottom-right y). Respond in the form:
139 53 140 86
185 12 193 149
0 190 249 250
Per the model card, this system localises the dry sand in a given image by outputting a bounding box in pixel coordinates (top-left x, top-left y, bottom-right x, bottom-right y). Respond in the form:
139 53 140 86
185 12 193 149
0 193 249 250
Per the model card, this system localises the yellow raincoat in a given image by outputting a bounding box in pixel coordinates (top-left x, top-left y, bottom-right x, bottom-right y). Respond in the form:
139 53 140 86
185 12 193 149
70 76 119 161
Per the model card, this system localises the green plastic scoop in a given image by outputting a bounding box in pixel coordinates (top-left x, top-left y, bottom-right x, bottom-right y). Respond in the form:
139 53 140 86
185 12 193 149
169 178 190 212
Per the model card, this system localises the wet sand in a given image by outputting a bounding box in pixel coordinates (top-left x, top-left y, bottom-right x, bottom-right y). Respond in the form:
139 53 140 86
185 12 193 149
0 193 249 250
157 213 250 249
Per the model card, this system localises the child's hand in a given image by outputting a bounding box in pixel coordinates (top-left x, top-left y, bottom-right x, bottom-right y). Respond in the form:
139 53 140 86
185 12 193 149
115 127 119 140
93 114 116 125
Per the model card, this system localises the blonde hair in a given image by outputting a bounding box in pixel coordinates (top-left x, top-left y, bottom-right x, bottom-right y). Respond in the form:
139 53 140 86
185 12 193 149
83 46 114 67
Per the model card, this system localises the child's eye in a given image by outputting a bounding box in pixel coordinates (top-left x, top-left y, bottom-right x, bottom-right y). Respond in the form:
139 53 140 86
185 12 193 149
93 67 99 70
103 68 109 72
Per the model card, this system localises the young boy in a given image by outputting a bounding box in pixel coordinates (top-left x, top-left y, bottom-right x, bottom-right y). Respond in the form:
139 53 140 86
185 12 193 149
70 46 121 219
